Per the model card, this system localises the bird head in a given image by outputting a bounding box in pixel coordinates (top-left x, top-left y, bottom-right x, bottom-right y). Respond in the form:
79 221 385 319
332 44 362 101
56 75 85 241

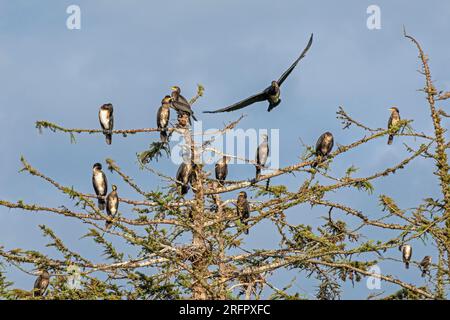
101 103 113 109
239 191 247 198
171 86 181 94
112 185 118 191
271 80 279 88
389 106 399 113
223 155 231 163
93 163 102 170
261 134 268 141
162 95 172 104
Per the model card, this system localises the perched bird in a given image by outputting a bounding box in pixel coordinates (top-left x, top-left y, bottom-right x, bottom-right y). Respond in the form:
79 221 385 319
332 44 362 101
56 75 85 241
176 161 193 195
387 107 401 145
313 132 334 167
420 256 432 277
400 244 412 269
204 34 313 114
99 103 114 145
215 156 230 185
171 86 197 123
106 185 119 229
157 95 171 143
237 191 250 235
33 270 50 297
92 163 108 211
255 134 269 180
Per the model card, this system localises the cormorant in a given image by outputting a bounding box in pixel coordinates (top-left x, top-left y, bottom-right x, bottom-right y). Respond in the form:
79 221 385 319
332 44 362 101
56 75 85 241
176 161 193 195
313 132 334 167
157 95 171 143
106 185 119 229
420 256 431 277
256 134 269 180
99 103 114 145
33 270 50 297
215 156 230 185
387 107 401 145
237 191 250 235
171 86 197 122
203 34 313 113
400 244 412 269
92 163 108 211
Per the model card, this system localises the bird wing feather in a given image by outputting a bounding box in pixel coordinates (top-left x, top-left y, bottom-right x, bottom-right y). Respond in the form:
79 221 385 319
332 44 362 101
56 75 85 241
203 91 268 113
277 34 313 86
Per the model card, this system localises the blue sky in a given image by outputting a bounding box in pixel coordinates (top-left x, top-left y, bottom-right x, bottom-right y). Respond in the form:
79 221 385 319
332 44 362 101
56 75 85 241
0 0 449 299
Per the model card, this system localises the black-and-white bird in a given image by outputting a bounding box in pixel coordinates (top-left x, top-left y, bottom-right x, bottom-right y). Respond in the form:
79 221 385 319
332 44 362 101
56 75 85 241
92 163 108 211
255 134 269 180
237 191 250 235
176 161 193 195
313 132 334 167
203 34 313 114
106 185 119 230
171 86 197 123
33 270 50 297
215 156 230 186
400 244 412 269
420 256 432 277
99 103 114 145
387 107 401 145
157 95 171 143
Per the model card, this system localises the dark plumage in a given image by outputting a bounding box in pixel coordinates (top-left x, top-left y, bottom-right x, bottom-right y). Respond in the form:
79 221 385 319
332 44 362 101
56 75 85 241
215 156 230 185
204 34 313 114
99 103 114 145
33 270 50 297
237 191 250 235
420 256 431 277
106 185 119 230
157 96 171 143
256 134 269 180
387 107 401 145
176 161 193 195
313 132 334 167
400 244 412 269
92 163 108 211
171 86 197 123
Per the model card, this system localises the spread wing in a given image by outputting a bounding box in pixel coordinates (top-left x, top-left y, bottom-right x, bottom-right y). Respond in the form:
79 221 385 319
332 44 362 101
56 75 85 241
277 34 313 86
203 91 268 114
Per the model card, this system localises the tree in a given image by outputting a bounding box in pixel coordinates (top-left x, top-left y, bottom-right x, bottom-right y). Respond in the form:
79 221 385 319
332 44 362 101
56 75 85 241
0 31 448 300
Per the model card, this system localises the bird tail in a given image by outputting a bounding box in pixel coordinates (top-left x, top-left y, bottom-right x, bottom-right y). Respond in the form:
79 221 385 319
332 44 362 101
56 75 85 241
105 133 112 145
312 155 321 168
267 100 281 112
255 165 261 180
388 135 394 145
105 221 112 230
181 184 189 195
243 220 249 235
421 270 426 277
405 261 409 269
265 178 271 191
98 198 105 211
160 130 168 143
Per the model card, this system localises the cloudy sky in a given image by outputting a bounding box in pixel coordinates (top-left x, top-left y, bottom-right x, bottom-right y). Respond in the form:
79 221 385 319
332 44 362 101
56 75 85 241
0 0 449 299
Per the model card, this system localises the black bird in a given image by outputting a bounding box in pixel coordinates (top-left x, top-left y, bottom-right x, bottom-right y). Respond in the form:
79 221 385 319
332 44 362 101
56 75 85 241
237 191 250 235
106 185 119 230
215 156 230 185
204 34 313 114
33 270 50 297
157 95 171 143
176 161 193 195
92 163 108 211
387 107 401 145
171 86 197 122
313 132 334 167
400 244 412 269
255 134 269 180
420 256 432 277
99 103 114 145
